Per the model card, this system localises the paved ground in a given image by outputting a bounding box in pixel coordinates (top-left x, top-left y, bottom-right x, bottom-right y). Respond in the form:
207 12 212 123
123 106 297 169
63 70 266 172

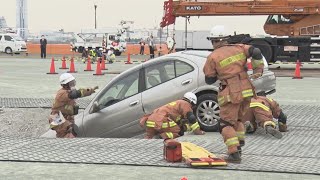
1 162 319 180
1 55 320 179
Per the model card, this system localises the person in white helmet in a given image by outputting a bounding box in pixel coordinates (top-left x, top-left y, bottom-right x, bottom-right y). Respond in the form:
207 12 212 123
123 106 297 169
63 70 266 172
49 73 99 138
203 25 264 163
140 92 205 139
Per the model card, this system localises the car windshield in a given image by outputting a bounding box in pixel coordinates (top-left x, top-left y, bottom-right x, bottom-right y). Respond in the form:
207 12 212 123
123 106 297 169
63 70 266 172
12 35 24 41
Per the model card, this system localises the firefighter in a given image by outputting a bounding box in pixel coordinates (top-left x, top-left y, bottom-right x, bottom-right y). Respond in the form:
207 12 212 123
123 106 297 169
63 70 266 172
203 25 265 163
243 96 288 137
140 92 205 139
50 73 98 138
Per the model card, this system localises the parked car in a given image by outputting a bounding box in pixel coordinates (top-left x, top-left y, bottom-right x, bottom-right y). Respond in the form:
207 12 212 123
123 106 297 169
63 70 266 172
0 33 27 54
42 51 276 138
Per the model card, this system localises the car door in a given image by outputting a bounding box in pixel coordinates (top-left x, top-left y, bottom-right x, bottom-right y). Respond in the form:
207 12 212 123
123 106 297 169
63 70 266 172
0 35 3 52
82 70 144 138
141 57 198 113
4 35 14 51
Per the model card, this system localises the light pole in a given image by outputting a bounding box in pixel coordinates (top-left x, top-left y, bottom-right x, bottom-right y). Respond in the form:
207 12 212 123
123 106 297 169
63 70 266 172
94 4 97 29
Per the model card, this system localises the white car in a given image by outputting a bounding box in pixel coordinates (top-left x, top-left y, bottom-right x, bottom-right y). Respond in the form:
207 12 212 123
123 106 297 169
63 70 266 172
0 33 27 54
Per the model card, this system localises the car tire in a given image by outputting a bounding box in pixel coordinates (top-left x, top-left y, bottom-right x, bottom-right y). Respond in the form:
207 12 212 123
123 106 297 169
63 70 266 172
195 93 220 132
5 47 12 54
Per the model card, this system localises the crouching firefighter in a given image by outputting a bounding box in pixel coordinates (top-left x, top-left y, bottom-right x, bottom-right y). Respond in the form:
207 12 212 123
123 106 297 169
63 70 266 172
243 96 288 138
49 73 98 138
140 92 205 139
203 25 265 163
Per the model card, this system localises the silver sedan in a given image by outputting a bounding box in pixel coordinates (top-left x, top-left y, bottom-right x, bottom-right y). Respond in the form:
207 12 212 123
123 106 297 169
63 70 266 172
42 51 276 138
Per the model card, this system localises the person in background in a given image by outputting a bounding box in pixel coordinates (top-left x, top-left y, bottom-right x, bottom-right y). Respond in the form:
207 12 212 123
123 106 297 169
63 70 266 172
40 35 47 59
106 47 116 63
139 38 145 55
148 35 155 59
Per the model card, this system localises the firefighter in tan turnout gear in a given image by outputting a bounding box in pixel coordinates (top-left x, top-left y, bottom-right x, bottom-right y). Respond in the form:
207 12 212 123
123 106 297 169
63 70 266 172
244 96 288 137
140 92 205 139
203 25 265 163
49 73 98 138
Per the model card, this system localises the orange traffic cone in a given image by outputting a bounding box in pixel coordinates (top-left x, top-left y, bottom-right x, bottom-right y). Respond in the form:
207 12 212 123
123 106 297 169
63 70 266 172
84 56 93 71
100 56 108 70
47 57 58 74
125 53 132 64
59 56 68 69
67 57 77 73
293 60 303 79
93 59 104 76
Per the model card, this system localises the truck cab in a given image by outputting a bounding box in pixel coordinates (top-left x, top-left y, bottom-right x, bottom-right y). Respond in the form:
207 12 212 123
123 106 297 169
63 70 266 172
0 33 27 54
105 34 126 56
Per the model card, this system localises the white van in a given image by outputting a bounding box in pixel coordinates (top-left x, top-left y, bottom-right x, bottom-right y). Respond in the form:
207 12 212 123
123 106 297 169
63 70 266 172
0 33 27 54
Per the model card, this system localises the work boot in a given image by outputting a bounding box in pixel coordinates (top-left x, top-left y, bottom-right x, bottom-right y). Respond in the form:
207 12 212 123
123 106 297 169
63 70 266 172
224 151 242 163
265 125 283 139
193 128 205 135
244 121 255 134
278 123 288 132
239 140 245 147
237 146 242 157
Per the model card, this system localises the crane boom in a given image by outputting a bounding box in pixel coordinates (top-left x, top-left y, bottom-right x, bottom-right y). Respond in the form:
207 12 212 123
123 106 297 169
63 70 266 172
161 0 320 64
169 0 320 17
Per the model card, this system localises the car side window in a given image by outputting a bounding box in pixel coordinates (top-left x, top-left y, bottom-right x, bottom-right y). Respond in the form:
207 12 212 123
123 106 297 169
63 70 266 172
98 71 139 108
4 35 12 41
175 60 194 77
145 61 174 89
0 36 2 40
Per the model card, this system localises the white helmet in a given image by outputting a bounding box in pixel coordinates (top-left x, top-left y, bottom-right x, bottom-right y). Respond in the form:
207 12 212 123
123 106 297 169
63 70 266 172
59 73 75 85
208 25 229 40
183 92 197 105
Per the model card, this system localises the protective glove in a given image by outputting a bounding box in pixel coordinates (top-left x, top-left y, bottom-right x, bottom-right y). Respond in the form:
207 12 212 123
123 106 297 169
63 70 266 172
92 86 99 93
193 128 205 135
249 73 262 80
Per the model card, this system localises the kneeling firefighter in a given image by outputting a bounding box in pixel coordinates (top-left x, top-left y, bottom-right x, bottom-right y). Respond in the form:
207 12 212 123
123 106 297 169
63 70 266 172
243 96 288 137
49 73 98 138
140 92 205 139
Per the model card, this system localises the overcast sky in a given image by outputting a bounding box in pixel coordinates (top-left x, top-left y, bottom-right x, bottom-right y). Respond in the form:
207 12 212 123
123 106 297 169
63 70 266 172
0 0 268 35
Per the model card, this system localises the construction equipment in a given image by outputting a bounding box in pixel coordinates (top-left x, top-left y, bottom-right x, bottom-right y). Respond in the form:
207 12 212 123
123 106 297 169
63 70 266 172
71 31 126 56
181 142 227 167
161 0 320 63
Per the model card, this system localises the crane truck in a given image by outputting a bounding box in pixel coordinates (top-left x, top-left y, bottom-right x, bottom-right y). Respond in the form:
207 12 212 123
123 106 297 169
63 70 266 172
161 0 320 63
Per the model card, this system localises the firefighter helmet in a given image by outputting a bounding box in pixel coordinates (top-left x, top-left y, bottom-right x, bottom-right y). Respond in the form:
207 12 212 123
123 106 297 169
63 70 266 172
59 73 75 85
207 25 230 41
183 92 197 105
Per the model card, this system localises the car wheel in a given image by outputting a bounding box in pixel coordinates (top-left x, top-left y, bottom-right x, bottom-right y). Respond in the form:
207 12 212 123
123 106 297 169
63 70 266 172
5 47 12 54
195 93 220 132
